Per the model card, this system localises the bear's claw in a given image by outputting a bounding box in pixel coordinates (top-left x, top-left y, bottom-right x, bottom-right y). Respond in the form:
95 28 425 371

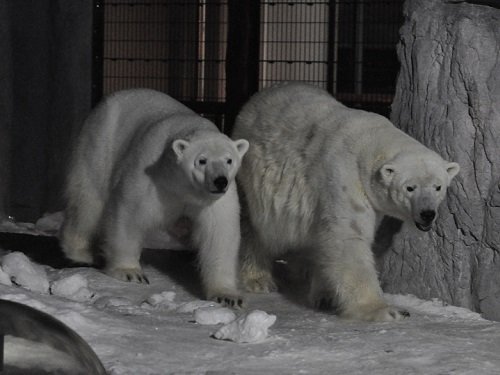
392 309 410 319
106 267 150 284
211 294 245 309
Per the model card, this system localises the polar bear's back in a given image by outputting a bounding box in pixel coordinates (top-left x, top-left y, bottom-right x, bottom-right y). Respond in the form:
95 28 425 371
75 89 194 165
235 83 343 141
234 82 395 151
233 82 423 252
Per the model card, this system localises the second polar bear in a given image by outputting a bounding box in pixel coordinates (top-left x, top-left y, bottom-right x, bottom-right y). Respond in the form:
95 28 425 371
232 83 459 321
60 89 249 306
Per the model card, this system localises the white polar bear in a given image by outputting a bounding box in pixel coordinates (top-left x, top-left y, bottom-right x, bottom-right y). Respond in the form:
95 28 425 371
232 82 460 321
60 89 249 307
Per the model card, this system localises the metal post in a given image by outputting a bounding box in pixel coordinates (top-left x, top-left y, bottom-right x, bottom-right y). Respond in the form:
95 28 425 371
327 0 339 95
225 0 260 135
354 0 364 96
92 0 105 106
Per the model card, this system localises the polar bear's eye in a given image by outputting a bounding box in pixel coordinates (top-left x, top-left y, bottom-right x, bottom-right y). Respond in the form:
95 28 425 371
436 185 442 191
227 158 232 165
406 186 415 192
198 158 207 166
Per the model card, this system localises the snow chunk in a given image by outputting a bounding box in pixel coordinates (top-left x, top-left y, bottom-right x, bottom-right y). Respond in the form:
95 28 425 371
212 310 276 343
2 252 49 293
35 211 64 235
50 274 94 302
141 291 178 310
94 296 133 309
0 266 12 286
146 291 176 306
176 300 219 313
194 307 236 325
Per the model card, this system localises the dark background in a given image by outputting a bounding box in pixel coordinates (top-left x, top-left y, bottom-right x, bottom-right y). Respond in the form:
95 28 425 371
0 0 403 222
0 1 93 222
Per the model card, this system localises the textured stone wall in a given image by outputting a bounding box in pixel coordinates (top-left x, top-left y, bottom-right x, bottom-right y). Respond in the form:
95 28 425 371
377 0 500 321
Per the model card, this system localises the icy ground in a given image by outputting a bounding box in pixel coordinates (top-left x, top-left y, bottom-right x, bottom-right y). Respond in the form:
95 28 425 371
1 214 500 374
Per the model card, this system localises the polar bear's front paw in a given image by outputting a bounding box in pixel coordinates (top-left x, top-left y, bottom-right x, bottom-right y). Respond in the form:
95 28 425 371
106 267 150 284
209 293 245 309
311 291 410 321
375 306 410 321
343 305 410 322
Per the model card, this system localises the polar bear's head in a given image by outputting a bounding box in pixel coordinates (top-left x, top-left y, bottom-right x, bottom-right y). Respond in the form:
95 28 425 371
172 135 249 198
379 154 460 231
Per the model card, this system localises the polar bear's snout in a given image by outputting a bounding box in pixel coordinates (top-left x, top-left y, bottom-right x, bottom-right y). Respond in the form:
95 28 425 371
414 205 437 232
212 176 229 193
408 183 447 232
415 209 436 231
205 162 230 194
420 209 436 223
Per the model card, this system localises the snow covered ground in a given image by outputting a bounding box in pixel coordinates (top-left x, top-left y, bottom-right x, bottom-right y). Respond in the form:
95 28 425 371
1 214 500 374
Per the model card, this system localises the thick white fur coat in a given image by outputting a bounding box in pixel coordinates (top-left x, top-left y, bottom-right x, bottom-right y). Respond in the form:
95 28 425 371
61 89 248 305
233 83 459 321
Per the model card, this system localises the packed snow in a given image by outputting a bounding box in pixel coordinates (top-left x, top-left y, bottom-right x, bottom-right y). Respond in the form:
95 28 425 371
212 310 276 343
194 306 236 325
2 251 49 293
1 215 500 374
50 273 94 302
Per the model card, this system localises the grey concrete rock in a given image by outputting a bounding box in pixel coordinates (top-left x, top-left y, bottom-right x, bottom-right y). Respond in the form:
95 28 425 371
377 0 500 321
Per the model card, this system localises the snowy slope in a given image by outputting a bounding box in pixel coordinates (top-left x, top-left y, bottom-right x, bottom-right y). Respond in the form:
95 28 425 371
1 216 500 374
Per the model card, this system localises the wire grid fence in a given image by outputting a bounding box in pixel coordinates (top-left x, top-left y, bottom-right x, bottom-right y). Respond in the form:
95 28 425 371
103 0 227 102
259 0 402 112
100 0 403 126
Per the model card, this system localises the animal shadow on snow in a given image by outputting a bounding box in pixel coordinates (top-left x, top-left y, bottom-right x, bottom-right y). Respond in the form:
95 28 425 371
142 248 204 299
0 232 84 269
0 216 403 305
0 232 204 299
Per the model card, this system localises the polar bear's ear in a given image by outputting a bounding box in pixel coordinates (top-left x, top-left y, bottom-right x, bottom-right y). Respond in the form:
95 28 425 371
233 139 249 157
380 164 396 185
445 162 460 180
172 139 190 160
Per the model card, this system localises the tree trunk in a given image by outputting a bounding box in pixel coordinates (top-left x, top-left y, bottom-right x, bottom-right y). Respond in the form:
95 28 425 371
376 0 500 321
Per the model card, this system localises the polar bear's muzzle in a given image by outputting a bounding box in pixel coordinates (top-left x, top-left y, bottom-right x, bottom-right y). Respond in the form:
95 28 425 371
210 176 229 194
415 209 436 232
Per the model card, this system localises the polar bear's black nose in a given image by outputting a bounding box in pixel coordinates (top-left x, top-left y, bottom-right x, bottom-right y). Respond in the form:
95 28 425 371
420 210 436 223
214 176 228 191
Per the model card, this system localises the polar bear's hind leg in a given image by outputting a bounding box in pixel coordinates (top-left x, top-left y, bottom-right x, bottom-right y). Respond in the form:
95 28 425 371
60 196 104 265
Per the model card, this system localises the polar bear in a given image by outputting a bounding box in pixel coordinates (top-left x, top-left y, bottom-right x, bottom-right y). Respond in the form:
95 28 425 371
232 82 459 321
60 89 249 307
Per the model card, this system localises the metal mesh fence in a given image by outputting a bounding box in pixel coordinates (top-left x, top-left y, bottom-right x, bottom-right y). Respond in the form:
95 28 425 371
259 1 329 89
103 0 227 103
100 0 403 125
258 0 402 114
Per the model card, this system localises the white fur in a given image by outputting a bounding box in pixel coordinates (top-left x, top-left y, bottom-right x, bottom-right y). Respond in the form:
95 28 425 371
232 82 459 321
60 89 249 305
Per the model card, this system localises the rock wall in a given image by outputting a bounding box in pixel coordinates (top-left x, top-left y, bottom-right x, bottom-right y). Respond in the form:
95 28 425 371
377 0 500 321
